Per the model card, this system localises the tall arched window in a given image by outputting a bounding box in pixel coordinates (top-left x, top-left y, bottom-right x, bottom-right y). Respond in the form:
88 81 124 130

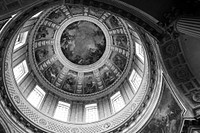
53 101 70 122
13 60 29 83
14 31 29 50
129 69 142 92
110 91 125 113
135 42 144 62
85 103 99 122
27 85 45 109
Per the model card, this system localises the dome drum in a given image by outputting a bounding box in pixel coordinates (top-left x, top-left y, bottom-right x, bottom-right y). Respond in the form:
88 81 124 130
0 1 163 133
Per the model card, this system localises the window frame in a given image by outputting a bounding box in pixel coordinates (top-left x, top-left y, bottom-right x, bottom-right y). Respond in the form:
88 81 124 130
27 85 46 109
110 91 125 113
53 101 70 122
14 31 29 50
135 42 144 63
13 60 29 83
129 69 142 93
85 103 99 123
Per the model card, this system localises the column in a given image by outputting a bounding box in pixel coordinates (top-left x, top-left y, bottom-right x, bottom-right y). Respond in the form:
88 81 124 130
175 16 200 38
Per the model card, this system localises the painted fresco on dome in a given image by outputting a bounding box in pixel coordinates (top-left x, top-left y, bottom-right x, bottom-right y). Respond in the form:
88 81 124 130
83 72 98 94
36 26 55 40
62 72 77 93
105 16 121 29
99 65 116 87
140 86 183 133
60 20 106 65
35 46 54 63
112 35 128 49
110 52 126 71
89 8 104 18
44 61 64 83
68 5 83 15
48 9 66 24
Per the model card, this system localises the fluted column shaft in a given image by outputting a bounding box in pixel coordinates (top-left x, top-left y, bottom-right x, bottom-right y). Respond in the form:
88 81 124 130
175 17 200 38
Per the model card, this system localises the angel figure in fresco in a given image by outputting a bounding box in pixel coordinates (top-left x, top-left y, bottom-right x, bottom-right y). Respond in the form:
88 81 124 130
62 75 76 93
84 77 96 94
48 10 61 20
35 49 49 63
103 71 115 86
45 67 57 83
61 29 76 58
113 55 125 71
36 27 49 39
109 16 120 28
115 35 127 47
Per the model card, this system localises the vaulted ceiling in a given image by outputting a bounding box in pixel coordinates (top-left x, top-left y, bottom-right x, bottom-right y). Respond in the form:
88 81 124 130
0 0 200 133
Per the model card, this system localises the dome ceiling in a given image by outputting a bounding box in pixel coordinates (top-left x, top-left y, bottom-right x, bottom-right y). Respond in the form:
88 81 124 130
31 5 133 95
0 1 164 133
0 0 197 132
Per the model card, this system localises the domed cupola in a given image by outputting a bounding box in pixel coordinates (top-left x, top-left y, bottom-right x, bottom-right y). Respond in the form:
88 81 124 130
0 1 163 133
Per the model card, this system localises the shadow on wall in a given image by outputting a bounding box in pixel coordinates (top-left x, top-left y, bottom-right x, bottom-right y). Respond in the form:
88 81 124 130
180 35 200 83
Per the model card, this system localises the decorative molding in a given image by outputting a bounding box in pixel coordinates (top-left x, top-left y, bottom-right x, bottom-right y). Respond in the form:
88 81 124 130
0 0 164 133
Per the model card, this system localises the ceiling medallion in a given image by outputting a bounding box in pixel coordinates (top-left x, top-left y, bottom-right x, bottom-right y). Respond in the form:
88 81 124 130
32 5 132 95
60 20 106 65
55 16 111 72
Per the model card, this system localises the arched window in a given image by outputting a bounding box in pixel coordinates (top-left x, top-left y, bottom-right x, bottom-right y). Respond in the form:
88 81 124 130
110 91 125 113
53 101 70 122
129 69 142 92
13 60 29 83
135 42 144 62
27 85 45 109
85 103 99 122
14 31 28 50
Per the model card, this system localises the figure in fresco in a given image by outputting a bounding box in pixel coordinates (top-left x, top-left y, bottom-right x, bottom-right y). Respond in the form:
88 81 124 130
84 77 97 94
141 87 182 133
68 5 83 15
44 61 63 83
105 16 120 29
60 20 106 65
35 46 54 63
45 66 58 83
112 54 126 71
113 35 127 48
62 75 76 93
48 10 61 19
48 10 65 24
103 71 116 86
89 8 104 18
36 27 49 39
110 16 120 28
35 48 49 63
